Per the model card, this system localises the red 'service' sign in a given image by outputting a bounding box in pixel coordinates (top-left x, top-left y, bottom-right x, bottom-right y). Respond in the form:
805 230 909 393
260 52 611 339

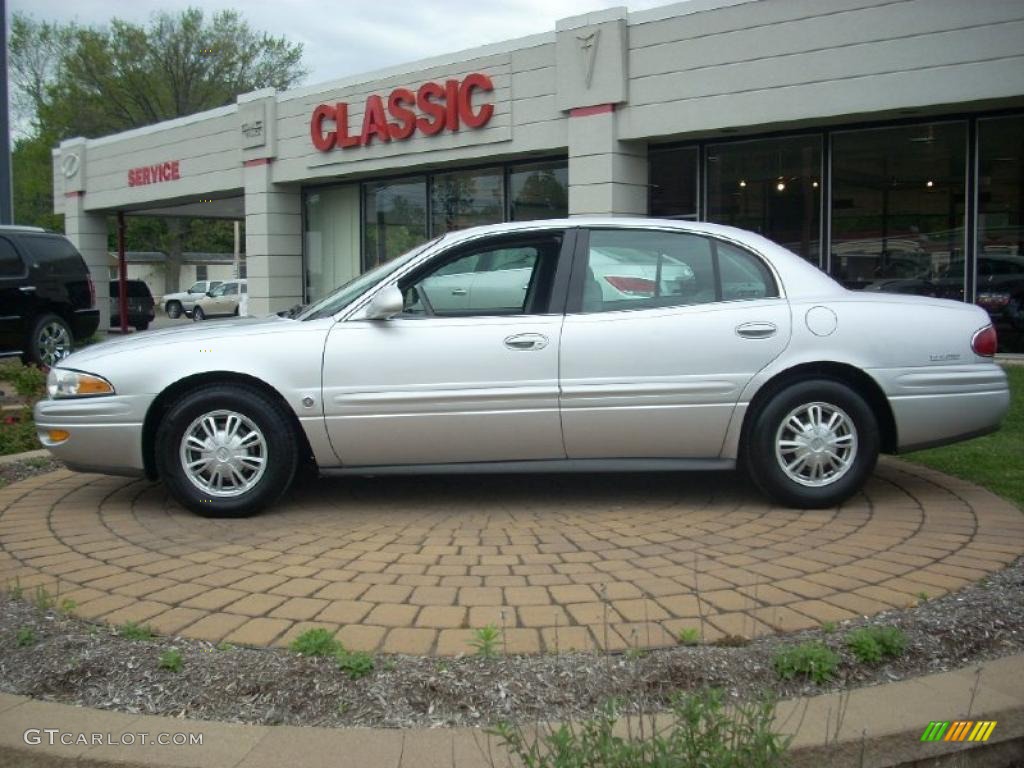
128 160 180 187
310 73 494 152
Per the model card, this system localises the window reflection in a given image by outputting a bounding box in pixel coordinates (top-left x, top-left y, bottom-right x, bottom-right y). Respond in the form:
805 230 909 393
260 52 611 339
977 115 1024 352
510 162 569 221
831 122 967 298
649 147 698 220
363 178 429 270
431 168 504 234
706 136 821 263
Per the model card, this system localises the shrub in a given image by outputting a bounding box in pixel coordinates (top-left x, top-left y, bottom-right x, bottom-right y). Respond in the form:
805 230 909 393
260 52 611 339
0 364 47 399
493 688 789 768
16 627 36 647
773 641 840 684
846 626 907 664
336 648 374 680
677 627 701 646
469 624 501 657
159 648 184 672
290 628 341 657
118 622 154 641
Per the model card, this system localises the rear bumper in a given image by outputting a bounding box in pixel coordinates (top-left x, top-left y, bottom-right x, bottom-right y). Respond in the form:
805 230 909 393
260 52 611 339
34 394 150 476
871 364 1011 452
71 309 100 340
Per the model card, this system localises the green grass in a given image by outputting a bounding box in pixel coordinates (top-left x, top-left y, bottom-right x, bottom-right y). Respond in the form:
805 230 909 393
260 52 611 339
335 648 375 679
905 366 1023 509
469 624 502 657
158 648 184 672
845 626 907 664
117 622 154 641
773 641 840 684
290 628 341 657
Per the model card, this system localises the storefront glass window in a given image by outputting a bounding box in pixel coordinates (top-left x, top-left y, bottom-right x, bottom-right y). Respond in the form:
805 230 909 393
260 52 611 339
706 136 821 264
830 122 967 298
509 161 569 220
431 167 504 234
305 185 362 303
977 115 1024 352
648 147 698 219
363 177 428 269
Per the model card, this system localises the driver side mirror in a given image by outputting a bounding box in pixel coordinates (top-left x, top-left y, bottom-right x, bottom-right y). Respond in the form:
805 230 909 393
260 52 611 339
365 285 404 320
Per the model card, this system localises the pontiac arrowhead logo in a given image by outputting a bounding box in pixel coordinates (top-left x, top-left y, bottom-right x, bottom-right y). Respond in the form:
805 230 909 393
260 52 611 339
576 29 600 88
61 153 81 179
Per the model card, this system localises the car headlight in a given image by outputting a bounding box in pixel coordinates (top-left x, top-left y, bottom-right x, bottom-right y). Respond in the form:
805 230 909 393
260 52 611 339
47 369 115 399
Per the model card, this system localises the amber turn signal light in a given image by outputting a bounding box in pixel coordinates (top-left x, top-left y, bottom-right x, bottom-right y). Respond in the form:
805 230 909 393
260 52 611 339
47 430 70 443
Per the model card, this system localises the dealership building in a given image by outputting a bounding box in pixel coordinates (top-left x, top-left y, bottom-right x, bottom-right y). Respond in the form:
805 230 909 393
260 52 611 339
52 0 1024 347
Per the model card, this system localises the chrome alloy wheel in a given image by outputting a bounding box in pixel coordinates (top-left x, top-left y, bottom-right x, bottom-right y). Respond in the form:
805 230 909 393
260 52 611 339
774 401 858 488
38 321 71 367
179 410 268 497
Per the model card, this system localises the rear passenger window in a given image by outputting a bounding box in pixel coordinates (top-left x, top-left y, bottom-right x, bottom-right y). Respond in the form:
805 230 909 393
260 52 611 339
580 229 776 313
0 238 23 278
22 235 84 277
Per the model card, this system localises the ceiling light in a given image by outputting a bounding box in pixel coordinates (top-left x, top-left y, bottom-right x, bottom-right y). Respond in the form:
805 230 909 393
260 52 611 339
776 180 786 192
739 180 747 188
926 180 934 188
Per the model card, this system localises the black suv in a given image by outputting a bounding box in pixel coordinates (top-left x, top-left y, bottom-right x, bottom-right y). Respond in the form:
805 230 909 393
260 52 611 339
0 226 100 367
109 279 156 331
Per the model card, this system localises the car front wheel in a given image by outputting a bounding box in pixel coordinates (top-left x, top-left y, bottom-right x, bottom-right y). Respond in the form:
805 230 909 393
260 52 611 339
165 301 182 319
192 306 205 321
743 379 879 509
155 384 299 517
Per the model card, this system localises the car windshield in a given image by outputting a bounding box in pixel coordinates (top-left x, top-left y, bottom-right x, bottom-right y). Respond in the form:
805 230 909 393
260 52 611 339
299 236 443 320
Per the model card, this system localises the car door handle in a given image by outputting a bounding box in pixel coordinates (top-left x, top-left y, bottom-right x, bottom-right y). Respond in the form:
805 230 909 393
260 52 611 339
735 321 777 339
451 288 467 296
504 333 549 351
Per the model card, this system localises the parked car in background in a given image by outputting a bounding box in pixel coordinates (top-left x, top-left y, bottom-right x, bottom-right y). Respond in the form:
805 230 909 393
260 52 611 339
192 279 246 321
162 280 223 319
0 226 99 367
35 219 1009 518
109 280 155 331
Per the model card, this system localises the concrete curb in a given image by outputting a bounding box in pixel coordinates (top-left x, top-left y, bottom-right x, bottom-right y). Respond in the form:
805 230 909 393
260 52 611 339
0 655 1021 768
0 448 50 466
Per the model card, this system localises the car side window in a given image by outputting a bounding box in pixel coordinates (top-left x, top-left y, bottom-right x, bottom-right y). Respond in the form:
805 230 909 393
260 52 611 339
580 230 777 313
189 282 206 293
717 241 777 301
400 234 562 317
223 284 238 296
0 238 23 278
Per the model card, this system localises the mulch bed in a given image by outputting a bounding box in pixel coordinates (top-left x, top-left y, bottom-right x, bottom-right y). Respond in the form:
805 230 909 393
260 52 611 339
0 459 1022 729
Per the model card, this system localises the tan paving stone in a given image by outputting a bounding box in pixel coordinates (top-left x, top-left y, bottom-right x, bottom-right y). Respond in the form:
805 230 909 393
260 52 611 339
416 605 467 628
269 597 330 621
146 606 208 635
223 593 288 617
382 627 437 655
181 612 248 641
270 577 329 597
335 623 386 652
315 600 373 624
100 600 169 626
224 618 292 646
790 600 858 625
365 603 419 627
181 588 248 611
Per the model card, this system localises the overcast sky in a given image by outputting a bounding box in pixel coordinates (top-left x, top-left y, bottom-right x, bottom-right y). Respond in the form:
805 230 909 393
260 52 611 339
11 0 672 90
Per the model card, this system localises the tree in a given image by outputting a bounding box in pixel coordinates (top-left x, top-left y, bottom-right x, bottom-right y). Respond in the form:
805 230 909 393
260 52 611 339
10 9 308 291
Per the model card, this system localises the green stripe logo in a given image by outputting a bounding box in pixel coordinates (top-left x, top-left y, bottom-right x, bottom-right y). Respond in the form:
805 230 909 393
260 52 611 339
921 721 950 742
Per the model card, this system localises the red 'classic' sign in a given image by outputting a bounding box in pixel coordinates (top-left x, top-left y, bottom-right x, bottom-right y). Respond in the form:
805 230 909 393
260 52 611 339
310 73 494 152
128 160 180 187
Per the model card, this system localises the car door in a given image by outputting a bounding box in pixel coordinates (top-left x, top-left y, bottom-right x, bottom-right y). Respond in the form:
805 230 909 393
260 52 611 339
0 236 30 350
559 227 791 459
322 229 571 467
211 282 237 315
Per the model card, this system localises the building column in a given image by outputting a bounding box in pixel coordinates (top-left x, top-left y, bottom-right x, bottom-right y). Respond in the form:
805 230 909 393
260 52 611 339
58 137 111 329
63 194 110 329
568 107 647 216
555 8 646 217
243 160 302 316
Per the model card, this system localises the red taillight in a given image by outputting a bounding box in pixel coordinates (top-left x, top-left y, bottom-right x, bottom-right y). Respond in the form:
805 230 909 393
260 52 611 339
604 275 655 296
87 275 96 308
971 325 997 357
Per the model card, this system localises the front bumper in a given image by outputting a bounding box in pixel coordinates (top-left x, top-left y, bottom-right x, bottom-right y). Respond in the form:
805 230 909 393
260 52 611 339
34 394 151 476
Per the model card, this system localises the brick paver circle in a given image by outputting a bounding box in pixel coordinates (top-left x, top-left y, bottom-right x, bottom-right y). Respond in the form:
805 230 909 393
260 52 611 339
1 458 1021 655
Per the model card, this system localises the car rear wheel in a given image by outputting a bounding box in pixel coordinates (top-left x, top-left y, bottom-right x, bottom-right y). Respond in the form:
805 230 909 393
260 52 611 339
743 379 879 509
26 313 73 368
156 384 299 517
165 301 182 319
192 306 205 321
134 322 149 331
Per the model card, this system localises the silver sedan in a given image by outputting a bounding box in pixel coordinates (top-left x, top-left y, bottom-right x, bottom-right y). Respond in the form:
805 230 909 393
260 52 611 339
35 219 1010 517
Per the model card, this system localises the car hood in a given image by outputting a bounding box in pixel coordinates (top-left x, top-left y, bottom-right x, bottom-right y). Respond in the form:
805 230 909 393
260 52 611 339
60 314 291 369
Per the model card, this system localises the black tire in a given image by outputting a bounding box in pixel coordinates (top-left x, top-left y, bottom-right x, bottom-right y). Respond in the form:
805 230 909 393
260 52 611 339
743 379 879 509
134 322 149 331
156 384 299 517
26 313 73 368
165 301 182 319
192 306 205 321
